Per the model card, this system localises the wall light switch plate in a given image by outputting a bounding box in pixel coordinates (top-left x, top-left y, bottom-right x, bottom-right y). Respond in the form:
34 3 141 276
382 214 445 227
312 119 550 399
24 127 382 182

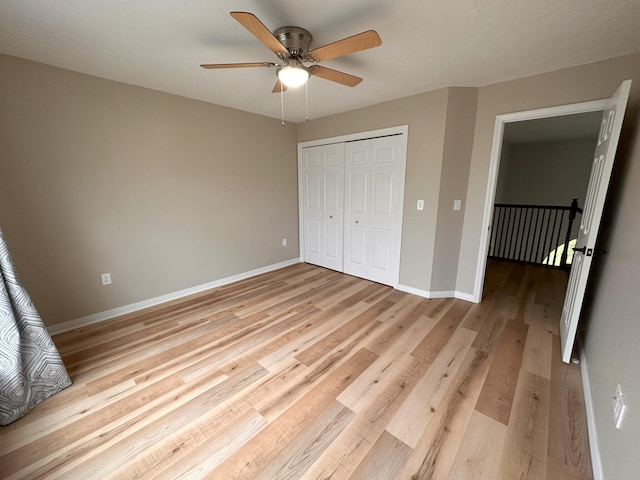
101 273 112 286
417 200 424 211
454 200 462 211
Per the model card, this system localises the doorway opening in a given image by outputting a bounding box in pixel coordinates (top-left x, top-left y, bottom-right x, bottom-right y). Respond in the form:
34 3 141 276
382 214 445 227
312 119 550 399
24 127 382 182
488 112 601 270
472 99 608 304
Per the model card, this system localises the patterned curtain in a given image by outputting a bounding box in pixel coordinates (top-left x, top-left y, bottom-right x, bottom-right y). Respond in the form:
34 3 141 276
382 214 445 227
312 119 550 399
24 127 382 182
0 227 71 425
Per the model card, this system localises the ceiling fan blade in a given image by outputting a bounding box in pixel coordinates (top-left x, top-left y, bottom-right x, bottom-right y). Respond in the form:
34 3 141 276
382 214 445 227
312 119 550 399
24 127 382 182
310 65 362 87
200 62 276 69
230 11 289 56
272 79 288 93
309 30 381 62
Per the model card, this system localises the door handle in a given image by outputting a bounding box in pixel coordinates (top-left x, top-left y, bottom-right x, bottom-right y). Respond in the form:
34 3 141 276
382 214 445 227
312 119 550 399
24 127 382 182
573 246 594 256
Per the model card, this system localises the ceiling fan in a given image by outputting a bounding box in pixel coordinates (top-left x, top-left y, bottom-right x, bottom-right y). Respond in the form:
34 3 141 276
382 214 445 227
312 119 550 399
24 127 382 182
200 12 382 93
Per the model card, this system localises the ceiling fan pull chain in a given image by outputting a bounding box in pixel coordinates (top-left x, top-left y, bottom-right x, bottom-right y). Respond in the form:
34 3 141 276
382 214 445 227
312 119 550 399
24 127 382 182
305 81 309 122
281 81 285 126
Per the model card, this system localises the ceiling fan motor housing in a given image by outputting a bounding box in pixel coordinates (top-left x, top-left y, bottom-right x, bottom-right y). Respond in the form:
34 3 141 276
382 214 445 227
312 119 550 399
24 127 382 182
274 27 313 59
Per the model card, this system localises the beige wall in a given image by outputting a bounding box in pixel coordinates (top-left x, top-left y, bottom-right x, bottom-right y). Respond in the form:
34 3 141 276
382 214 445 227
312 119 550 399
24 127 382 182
495 138 596 207
431 88 478 293
0 54 299 326
297 89 451 292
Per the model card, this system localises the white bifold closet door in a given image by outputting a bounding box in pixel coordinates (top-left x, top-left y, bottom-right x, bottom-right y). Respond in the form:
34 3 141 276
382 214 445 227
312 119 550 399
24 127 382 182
300 143 344 272
300 133 405 287
343 135 404 286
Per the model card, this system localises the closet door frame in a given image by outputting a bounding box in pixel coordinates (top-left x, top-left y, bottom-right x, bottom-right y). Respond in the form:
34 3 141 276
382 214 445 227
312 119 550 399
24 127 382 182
297 125 408 288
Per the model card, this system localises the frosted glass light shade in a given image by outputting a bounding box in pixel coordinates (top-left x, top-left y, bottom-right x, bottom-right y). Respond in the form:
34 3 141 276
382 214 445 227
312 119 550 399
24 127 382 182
277 65 309 88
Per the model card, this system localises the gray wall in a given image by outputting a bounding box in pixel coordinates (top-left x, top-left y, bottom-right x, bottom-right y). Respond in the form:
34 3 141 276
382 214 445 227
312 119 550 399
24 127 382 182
0 54 299 326
495 138 596 207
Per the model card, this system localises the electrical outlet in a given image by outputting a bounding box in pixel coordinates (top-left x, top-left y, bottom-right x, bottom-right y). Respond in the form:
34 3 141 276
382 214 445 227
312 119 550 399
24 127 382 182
101 273 112 286
613 384 627 429
282 238 287 247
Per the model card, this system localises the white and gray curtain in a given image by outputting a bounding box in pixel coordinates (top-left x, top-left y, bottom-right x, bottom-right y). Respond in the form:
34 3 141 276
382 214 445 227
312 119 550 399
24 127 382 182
0 227 71 425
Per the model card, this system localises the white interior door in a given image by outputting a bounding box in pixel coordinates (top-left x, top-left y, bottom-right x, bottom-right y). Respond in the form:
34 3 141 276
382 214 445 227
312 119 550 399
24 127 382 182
560 80 631 363
344 135 405 287
300 144 344 271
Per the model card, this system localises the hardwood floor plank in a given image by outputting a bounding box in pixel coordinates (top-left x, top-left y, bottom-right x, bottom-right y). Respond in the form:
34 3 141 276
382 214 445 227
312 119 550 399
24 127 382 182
0 261 593 479
521 320 553 379
338 312 440 414
313 278 373 310
0 373 186 478
338 282 391 308
253 401 354 480
410 300 473 365
469 296 512 353
548 335 593 478
387 326 477 448
447 410 507 480
205 348 378 479
482 259 514 294
295 299 394 366
547 455 594 480
474 318 528 424
349 429 413 479
397 347 492 480
373 292 425 324
497 370 550 479
302 355 427 479
146 408 267 480
460 292 498 332
256 302 371 370
364 302 434 356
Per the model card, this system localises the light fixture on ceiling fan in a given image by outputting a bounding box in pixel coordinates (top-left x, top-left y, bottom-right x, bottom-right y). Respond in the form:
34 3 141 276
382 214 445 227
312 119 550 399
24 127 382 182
276 59 309 88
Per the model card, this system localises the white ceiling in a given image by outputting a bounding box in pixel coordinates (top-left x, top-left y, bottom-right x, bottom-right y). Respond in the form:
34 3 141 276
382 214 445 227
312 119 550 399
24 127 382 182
1 0 639 123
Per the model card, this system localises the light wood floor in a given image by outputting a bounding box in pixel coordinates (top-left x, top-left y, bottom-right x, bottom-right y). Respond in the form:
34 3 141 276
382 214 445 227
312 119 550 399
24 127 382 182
0 260 593 479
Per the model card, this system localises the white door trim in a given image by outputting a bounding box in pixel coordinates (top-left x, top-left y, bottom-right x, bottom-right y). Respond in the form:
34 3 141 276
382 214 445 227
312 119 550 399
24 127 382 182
297 125 409 150
472 100 608 302
297 125 408 288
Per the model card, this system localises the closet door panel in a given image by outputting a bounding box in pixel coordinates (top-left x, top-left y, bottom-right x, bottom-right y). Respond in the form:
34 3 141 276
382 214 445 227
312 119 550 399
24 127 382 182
344 136 404 286
300 144 344 271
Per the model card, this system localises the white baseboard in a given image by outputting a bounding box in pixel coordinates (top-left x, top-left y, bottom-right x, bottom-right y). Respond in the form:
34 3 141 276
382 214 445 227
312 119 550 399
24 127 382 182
580 352 604 480
454 291 476 303
397 284 431 298
47 258 301 335
397 285 477 303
